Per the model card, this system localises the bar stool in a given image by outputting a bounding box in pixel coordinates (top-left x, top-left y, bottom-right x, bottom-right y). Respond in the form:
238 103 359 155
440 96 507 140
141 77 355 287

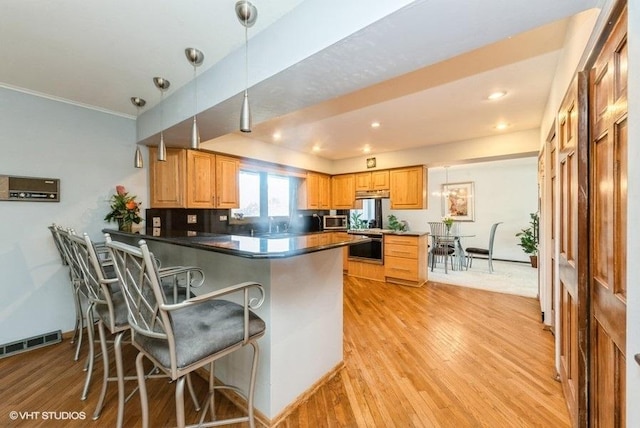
69 232 204 427
105 235 266 428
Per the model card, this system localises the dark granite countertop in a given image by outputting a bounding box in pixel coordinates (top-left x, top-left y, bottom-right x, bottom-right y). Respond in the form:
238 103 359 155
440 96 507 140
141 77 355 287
103 229 370 259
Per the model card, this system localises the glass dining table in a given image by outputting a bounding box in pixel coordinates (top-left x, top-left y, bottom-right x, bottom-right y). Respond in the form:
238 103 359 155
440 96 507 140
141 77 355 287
429 232 475 274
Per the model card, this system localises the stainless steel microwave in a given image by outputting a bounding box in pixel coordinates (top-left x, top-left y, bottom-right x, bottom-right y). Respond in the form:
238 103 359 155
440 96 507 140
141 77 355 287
323 215 348 230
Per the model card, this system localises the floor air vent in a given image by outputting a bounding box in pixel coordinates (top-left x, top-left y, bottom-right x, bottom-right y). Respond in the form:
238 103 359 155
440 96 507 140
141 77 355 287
0 330 62 359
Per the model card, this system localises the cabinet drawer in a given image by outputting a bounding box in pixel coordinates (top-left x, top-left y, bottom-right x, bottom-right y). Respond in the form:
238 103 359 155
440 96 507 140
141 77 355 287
384 235 417 247
385 243 418 259
384 256 418 281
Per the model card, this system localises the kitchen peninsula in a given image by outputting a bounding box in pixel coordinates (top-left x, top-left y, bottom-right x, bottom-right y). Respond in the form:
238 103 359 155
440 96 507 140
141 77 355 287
104 228 368 425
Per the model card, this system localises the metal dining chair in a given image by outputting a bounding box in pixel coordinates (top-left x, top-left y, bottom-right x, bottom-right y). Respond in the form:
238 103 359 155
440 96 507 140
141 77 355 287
466 222 503 273
105 235 266 428
428 221 460 271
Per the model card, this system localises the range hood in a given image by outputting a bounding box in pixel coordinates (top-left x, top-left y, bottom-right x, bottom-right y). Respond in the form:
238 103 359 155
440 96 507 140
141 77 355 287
355 189 390 200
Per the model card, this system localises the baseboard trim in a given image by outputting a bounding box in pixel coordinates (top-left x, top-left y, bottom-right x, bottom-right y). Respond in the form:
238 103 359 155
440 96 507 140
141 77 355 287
195 361 345 427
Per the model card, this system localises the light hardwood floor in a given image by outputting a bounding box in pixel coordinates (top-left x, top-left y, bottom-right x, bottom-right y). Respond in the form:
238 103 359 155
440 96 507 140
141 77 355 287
0 277 569 427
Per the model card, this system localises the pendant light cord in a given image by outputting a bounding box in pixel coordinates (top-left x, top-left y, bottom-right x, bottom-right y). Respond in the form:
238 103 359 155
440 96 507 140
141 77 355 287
193 65 198 119
244 23 249 94
160 91 164 139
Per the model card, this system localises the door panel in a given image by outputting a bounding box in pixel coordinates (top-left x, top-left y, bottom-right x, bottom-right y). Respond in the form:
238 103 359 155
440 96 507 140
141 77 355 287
589 6 627 427
557 69 589 427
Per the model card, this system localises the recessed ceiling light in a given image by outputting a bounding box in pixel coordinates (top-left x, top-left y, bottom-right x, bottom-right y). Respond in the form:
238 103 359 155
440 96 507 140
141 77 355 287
371 121 381 128
312 145 321 152
495 122 509 130
487 91 507 100
363 145 371 153
272 131 282 141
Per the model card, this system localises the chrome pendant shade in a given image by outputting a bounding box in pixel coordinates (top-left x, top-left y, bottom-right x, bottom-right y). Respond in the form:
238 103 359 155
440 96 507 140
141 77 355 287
153 77 170 161
131 97 146 168
185 48 204 149
235 1 257 27
236 1 257 133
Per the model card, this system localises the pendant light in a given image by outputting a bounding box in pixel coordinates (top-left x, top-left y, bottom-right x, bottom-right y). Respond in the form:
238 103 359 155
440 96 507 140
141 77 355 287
432 166 454 197
153 77 170 161
235 1 257 133
130 96 146 168
185 48 204 149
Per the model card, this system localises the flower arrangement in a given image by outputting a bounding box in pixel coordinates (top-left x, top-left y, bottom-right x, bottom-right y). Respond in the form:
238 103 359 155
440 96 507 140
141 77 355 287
442 216 454 231
104 185 142 232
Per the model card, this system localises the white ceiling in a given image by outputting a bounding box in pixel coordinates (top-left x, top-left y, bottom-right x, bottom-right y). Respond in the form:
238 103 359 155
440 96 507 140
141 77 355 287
0 0 602 161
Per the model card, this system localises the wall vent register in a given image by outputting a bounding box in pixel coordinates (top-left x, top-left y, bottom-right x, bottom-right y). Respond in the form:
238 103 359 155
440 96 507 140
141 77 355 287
0 175 60 202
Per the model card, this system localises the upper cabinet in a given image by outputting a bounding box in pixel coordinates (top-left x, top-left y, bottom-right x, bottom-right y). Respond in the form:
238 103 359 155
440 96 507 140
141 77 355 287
298 172 331 210
331 174 356 209
149 148 239 209
389 166 427 209
355 170 390 191
149 147 186 208
186 150 216 208
214 155 240 209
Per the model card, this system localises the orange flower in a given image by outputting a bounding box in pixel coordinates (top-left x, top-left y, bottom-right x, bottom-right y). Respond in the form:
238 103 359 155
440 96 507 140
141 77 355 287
105 186 143 226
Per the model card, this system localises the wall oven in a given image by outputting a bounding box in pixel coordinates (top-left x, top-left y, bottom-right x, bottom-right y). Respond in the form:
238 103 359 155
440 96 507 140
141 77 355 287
348 230 383 264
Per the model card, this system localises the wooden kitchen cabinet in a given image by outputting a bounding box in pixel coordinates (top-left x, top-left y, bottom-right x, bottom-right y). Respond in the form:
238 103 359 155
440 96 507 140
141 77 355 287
186 150 216 208
389 166 427 209
149 147 186 208
214 155 240 208
298 172 331 210
355 170 390 191
331 174 356 209
384 234 428 287
318 174 331 209
149 148 239 209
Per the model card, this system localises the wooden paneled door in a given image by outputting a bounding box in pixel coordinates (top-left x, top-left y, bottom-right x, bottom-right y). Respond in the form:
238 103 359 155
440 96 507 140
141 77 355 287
589 5 627 426
557 71 589 427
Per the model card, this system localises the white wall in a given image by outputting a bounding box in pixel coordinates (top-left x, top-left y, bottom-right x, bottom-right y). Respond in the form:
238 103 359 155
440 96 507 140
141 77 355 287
382 158 538 262
0 87 143 344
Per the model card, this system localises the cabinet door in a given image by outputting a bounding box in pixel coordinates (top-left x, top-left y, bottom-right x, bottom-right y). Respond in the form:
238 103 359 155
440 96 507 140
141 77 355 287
355 172 371 191
298 172 331 210
331 174 355 209
390 166 426 209
149 147 186 208
318 174 331 209
371 170 390 190
307 173 320 209
186 150 216 208
215 155 239 208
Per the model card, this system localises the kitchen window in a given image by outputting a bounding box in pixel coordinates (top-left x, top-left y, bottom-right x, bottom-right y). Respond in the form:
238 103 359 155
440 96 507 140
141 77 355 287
232 170 291 221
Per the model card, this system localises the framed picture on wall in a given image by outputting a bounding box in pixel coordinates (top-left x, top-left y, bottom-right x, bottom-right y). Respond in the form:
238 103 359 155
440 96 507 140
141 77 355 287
442 181 475 221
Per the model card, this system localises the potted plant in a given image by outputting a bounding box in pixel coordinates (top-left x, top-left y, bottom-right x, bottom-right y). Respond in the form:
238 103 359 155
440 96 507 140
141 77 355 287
516 212 539 267
350 211 367 230
104 185 143 232
387 214 407 232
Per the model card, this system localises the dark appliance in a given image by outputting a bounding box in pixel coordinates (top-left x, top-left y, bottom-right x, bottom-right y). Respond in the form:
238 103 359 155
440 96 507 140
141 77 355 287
0 175 60 202
348 229 383 264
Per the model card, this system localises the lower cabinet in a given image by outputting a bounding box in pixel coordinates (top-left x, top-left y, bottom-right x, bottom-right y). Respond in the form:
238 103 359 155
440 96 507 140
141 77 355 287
384 234 428 287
